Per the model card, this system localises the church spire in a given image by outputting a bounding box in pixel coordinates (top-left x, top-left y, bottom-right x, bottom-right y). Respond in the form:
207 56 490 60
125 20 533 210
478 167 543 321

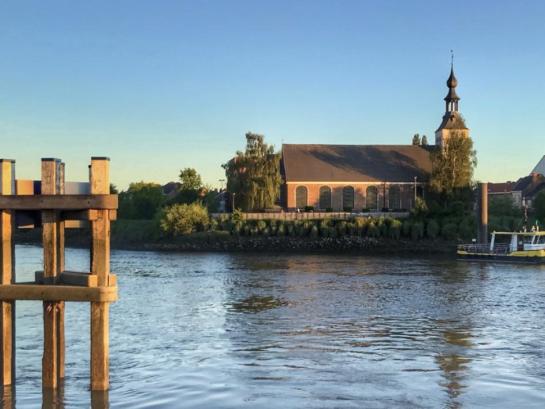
444 52 460 112
434 53 469 147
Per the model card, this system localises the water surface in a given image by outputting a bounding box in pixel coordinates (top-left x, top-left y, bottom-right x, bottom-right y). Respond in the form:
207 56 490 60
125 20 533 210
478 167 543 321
6 245 545 408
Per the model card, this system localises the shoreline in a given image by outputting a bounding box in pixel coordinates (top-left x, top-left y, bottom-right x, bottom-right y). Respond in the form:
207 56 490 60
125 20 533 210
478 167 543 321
15 229 458 256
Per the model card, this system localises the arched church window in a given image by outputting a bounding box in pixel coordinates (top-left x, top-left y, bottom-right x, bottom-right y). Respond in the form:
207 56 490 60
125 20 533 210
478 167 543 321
295 186 308 209
389 185 401 210
319 186 331 210
366 186 378 211
342 186 355 210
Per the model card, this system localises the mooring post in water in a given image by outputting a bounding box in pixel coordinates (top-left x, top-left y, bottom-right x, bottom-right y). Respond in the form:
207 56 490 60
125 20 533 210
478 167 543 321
0 157 118 392
0 159 16 387
90 157 112 391
479 182 489 244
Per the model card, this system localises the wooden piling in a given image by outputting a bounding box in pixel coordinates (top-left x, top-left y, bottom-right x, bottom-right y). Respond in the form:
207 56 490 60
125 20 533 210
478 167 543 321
90 157 111 391
479 182 489 244
0 159 15 386
41 158 61 388
0 157 118 392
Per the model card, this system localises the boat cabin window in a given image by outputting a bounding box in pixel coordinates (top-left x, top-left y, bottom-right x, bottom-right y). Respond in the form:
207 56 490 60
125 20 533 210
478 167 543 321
537 235 545 244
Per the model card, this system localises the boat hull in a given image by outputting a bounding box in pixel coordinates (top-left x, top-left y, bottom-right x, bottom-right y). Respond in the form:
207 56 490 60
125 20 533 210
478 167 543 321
457 253 545 264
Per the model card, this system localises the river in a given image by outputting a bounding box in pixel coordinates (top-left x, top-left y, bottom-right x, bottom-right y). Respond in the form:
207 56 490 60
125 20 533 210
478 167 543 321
5 245 545 408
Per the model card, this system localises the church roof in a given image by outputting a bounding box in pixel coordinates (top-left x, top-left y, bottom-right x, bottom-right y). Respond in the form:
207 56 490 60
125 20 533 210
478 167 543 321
282 144 433 183
436 111 468 131
532 155 545 176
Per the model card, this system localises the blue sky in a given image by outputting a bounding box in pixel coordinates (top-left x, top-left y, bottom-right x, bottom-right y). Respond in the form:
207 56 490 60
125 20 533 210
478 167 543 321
1 1 545 189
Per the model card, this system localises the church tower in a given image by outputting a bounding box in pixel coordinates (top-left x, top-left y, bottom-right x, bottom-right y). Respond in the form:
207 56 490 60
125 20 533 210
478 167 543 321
435 61 469 147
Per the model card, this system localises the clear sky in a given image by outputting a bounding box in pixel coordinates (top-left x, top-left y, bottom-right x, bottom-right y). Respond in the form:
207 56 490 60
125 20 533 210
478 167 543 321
1 1 545 189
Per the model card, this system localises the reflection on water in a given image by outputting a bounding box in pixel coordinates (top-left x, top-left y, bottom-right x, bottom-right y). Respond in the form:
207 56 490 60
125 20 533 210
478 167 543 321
6 246 545 408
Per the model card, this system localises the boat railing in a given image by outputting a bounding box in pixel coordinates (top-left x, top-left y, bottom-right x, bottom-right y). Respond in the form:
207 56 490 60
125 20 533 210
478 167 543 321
458 243 511 255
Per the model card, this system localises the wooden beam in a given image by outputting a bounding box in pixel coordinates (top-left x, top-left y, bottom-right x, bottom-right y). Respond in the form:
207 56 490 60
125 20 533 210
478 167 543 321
35 271 106 288
90 157 112 391
0 194 118 211
0 284 117 302
0 159 15 386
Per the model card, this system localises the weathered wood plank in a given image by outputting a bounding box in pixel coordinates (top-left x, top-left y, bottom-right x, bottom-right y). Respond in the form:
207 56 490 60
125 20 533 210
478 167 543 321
42 158 59 389
0 284 118 302
90 157 111 391
57 162 66 380
0 194 118 210
0 159 15 386
35 271 101 287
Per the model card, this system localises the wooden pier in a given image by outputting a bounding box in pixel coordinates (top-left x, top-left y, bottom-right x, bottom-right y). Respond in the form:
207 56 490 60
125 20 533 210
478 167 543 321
0 157 118 391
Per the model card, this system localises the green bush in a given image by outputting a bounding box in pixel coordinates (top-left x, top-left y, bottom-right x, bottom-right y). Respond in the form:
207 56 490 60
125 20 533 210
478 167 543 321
367 222 380 238
458 217 475 240
277 223 286 236
309 225 319 238
325 207 333 212
388 219 402 239
337 221 347 236
257 220 267 232
328 227 337 238
287 223 296 237
411 221 424 240
441 223 458 240
353 217 368 236
303 206 314 212
159 203 209 236
426 219 440 239
402 220 412 237
343 206 353 213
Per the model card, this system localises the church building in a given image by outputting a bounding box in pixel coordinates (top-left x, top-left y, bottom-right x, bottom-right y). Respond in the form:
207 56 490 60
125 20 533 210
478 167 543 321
280 65 470 211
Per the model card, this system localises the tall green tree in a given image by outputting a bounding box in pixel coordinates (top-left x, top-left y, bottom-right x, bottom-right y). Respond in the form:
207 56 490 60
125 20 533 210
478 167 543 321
179 168 203 191
223 132 281 211
412 133 421 145
175 168 204 204
421 135 428 146
430 131 477 196
119 182 165 219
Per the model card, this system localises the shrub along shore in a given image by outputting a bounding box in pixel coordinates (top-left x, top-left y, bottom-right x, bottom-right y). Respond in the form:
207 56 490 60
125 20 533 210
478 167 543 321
15 215 465 256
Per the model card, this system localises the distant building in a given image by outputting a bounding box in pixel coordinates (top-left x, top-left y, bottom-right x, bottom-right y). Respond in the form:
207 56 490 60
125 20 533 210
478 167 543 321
532 155 545 176
488 173 545 208
280 64 470 211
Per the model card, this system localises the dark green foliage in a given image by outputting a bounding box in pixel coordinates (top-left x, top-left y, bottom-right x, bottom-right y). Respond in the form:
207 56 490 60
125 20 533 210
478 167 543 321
119 182 165 220
489 196 520 217
533 191 545 223
411 222 424 240
389 219 402 239
325 207 333 212
426 219 440 239
367 222 380 238
441 223 458 240
343 206 353 213
309 225 319 238
304 206 314 212
337 221 347 236
277 223 286 236
256 220 267 233
458 217 475 240
402 220 412 237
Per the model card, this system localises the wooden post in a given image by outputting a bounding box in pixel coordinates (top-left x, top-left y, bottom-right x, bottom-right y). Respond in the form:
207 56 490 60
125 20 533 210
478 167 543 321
0 159 15 386
479 182 489 244
41 158 61 388
57 162 65 380
90 157 111 390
